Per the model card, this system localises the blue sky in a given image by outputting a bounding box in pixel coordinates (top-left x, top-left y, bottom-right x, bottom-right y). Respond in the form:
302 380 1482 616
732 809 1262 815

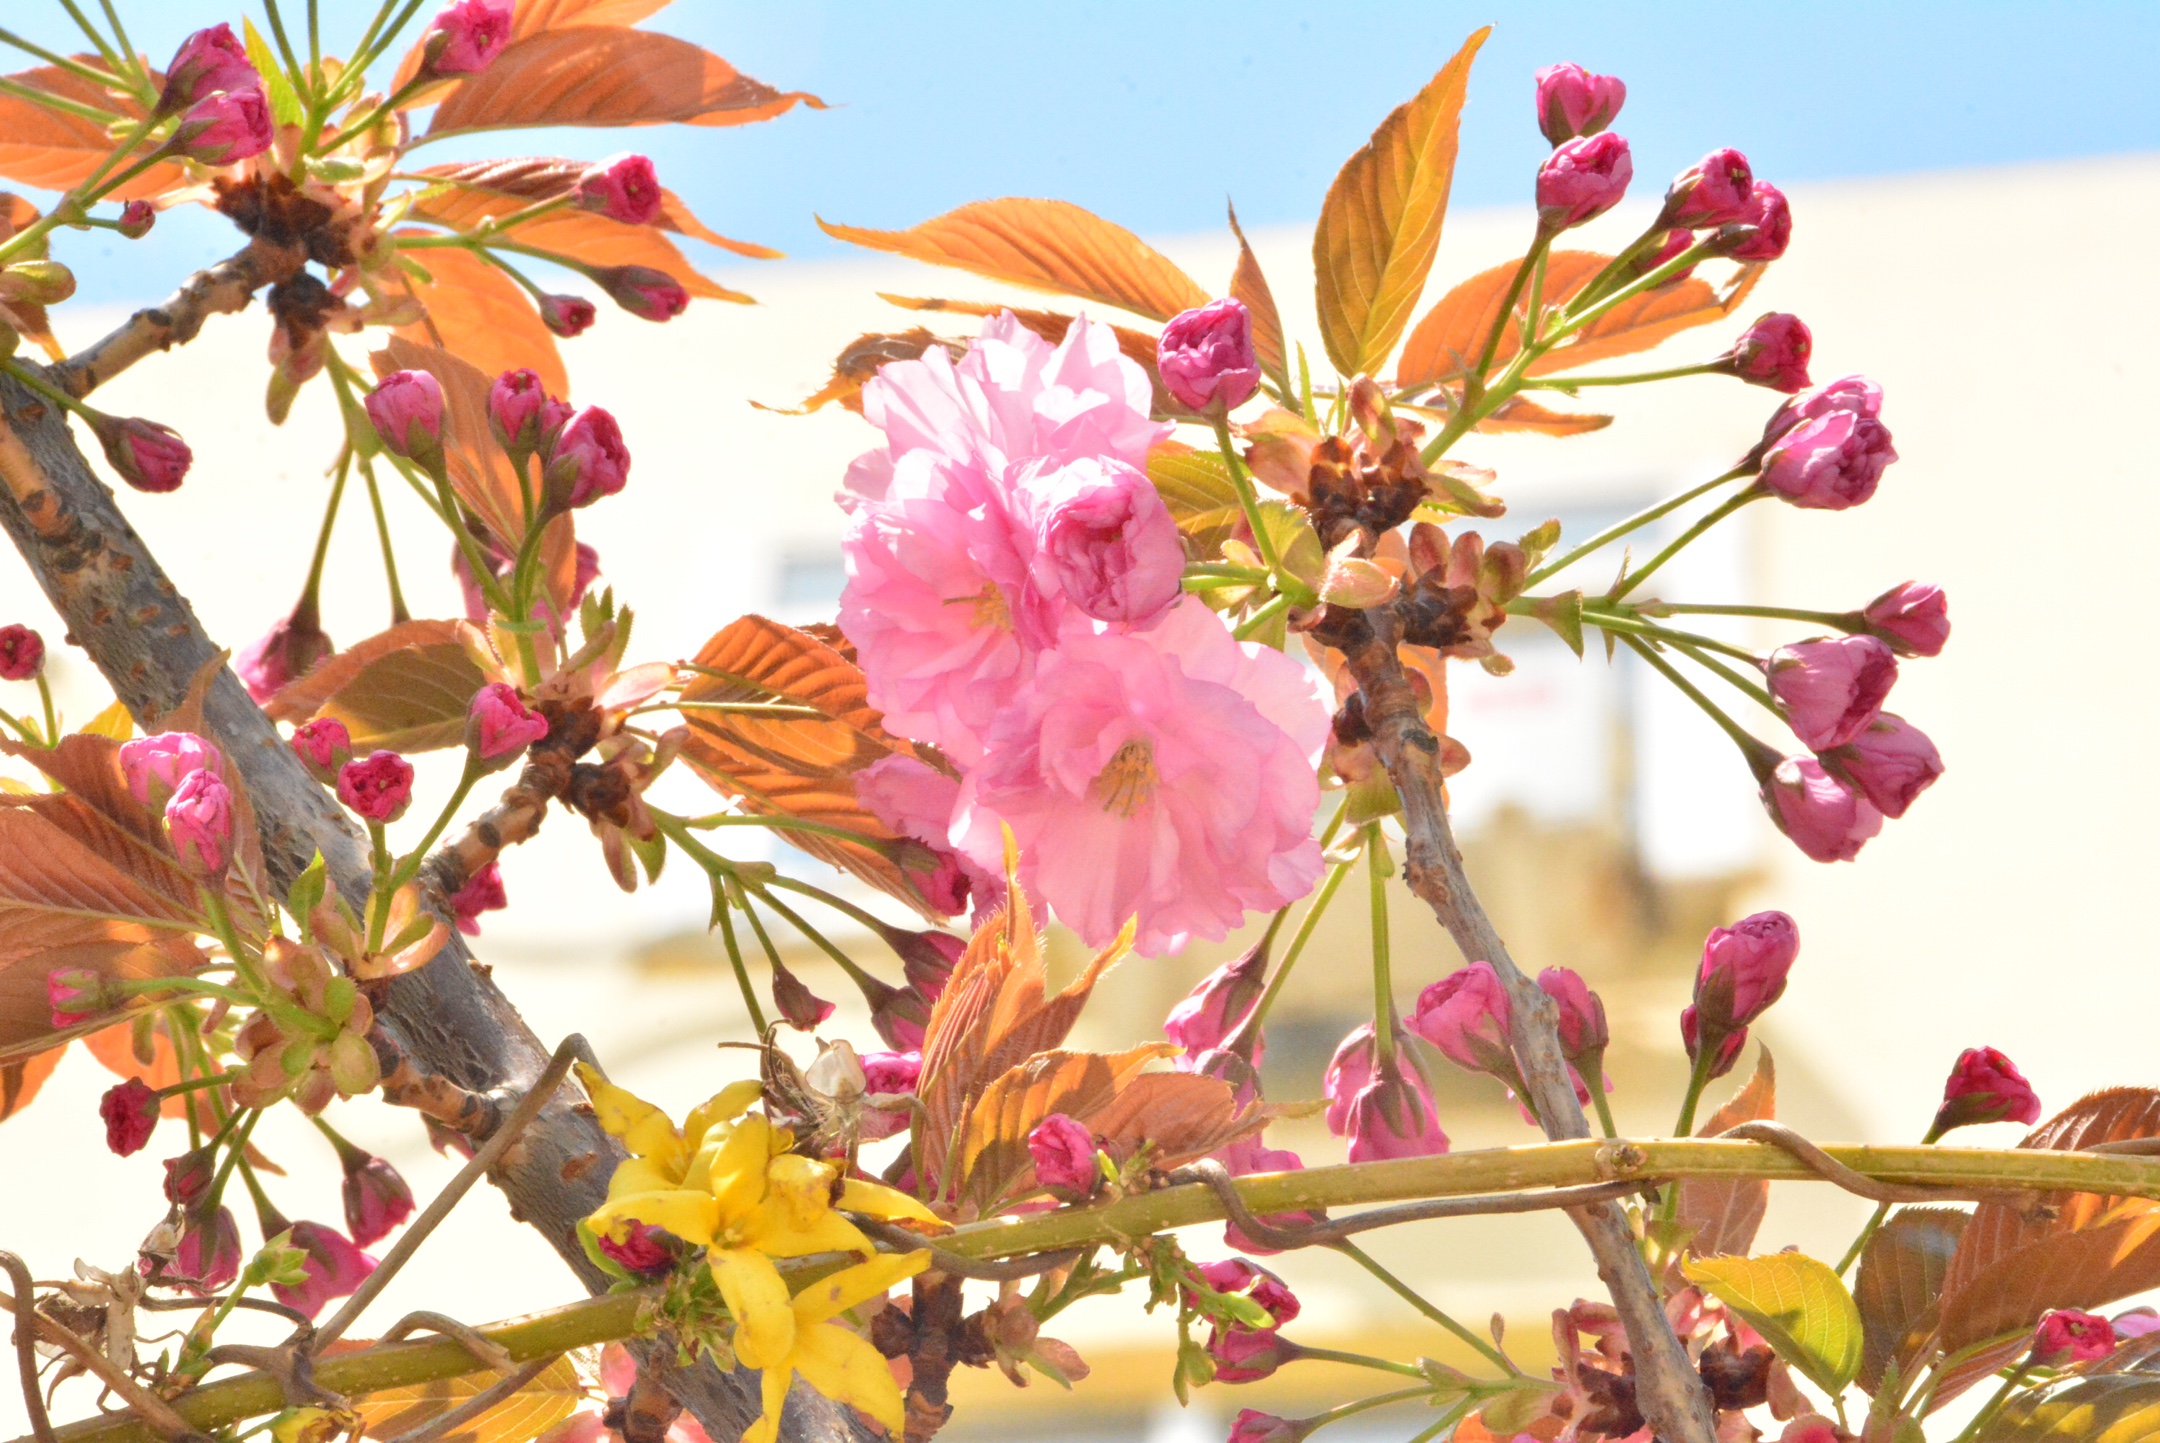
11 1 2160 302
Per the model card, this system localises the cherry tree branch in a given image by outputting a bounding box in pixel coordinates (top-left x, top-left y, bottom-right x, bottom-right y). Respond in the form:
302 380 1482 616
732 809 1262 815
0 365 868 1443
51 239 308 399
1324 600 1720 1443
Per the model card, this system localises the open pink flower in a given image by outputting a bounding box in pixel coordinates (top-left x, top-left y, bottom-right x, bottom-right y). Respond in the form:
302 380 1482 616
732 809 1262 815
952 600 1326 954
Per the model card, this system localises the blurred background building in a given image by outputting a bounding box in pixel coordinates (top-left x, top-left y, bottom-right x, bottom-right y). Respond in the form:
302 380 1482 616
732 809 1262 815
5 4 2160 1440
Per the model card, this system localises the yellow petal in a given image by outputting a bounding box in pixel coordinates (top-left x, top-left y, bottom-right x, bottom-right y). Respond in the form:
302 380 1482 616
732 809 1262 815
606 1157 688 1200
708 1115 773 1225
792 1251 931 1329
837 1178 947 1230
740 1361 793 1443
766 1154 839 1231
741 1202 873 1260
708 1246 795 1370
588 1190 718 1248
792 1322 906 1436
684 1080 763 1153
577 1064 687 1177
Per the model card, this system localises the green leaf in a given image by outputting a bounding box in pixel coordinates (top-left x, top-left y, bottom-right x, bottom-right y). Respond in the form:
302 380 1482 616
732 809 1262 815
1685 1252 1864 1397
1975 1373 2160 1443
241 19 305 129
287 851 327 936
1529 591 1585 658
1146 445 1242 558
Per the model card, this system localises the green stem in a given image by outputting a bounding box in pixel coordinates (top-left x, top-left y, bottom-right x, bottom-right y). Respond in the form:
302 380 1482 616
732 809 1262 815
679 812 893 849
1521 362 1719 389
54 0 128 83
92 0 150 98
1335 1239 1511 1372
261 1 312 104
383 761 480 897
0 29 131 92
0 73 121 127
321 71 434 152
1233 592 1290 642
1836 1121 1946 1275
1621 636 1779 779
1548 234 1721 345
1238 854 1355 1040
34 674 57 748
364 821 392 951
300 449 351 611
1651 602 1863 629
1673 1048 1717 1139
1608 488 1762 603
1949 1364 2034 1443
1293 1346 1427 1380
0 356 97 417
1521 468 1750 589
710 897 768 1034
1666 640 1775 713
1589 1082 1619 1140
204 1108 262 1214
754 888 886 996
358 458 411 626
1367 825 1394 1071
1298 1386 1438 1431
1464 228 1554 405
1213 416 1286 583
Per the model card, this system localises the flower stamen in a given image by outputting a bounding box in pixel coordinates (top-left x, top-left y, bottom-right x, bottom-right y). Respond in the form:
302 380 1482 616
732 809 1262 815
1092 738 1157 818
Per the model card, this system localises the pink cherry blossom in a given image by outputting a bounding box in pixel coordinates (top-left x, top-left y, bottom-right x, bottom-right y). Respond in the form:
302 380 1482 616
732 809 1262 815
951 600 1326 954
1028 1114 1098 1196
1019 454 1184 629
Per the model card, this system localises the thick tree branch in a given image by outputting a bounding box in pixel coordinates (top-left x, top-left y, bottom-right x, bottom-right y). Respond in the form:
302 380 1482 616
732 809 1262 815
52 239 307 399
0 366 866 1443
1328 601 1720 1443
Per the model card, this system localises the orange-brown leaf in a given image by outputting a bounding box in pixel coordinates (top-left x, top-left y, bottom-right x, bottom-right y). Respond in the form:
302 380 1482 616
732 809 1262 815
426 29 823 137
914 900 1131 1202
1080 1070 1263 1172
759 328 957 416
408 158 779 259
1528 263 1765 377
497 210 748 302
1226 201 1287 392
1680 1047 1776 1263
1311 28 1488 378
1396 250 1612 387
393 238 568 398
824 199 1210 324
511 0 672 41
952 1045 1169 1210
370 338 536 546
1936 1090 2160 1363
0 1043 60 1122
1474 395 1613 436
265 619 488 754
678 617 936 912
0 65 184 199
878 295 1181 416
1856 1207 1968 1397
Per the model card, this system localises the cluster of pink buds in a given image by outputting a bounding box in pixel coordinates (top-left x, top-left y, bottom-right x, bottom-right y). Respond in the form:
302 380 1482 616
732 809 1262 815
486 368 632 514
119 731 234 879
1192 1257 1304 1386
155 25 272 166
231 938 381 1113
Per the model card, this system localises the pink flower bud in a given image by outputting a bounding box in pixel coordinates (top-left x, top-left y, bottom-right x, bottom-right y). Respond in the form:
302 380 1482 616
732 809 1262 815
1759 410 1897 511
539 292 596 337
341 1151 416 1247
487 368 555 455
1825 712 1941 819
157 25 258 115
1679 1009 1748 1081
1933 1046 2041 1134
121 731 222 807
117 200 156 239
1862 582 1949 658
1694 910 1799 1038
466 681 549 765
1028 1113 1099 1196
170 86 273 166
1727 312 1812 393
235 609 333 703
164 768 233 877
862 1049 922 1097
1535 63 1626 147
337 750 414 824
597 1222 676 1276
1537 131 1633 230
1209 1327 1297 1383
1761 374 1883 450
291 717 353 783
163 1147 215 1208
1633 227 1699 283
1765 636 1897 750
1164 938 1270 1063
0 624 44 681
91 415 192 493
2033 1310 2116 1367
1763 756 1882 863
448 861 507 936
1024 456 1185 628
575 153 663 226
47 967 109 1027
420 0 513 77
1157 299 1262 413
1346 1052 1450 1162
364 370 447 461
869 981 932 1052
889 928 963 1002
1229 1409 1302 1443
593 264 689 322
1409 961 1515 1078
545 406 631 509
1662 148 1755 228
146 1205 241 1294
1713 181 1793 261
272 1221 379 1319
1322 1024 1376 1136
770 957 835 1031
1539 966 1609 1064
100 1078 160 1156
